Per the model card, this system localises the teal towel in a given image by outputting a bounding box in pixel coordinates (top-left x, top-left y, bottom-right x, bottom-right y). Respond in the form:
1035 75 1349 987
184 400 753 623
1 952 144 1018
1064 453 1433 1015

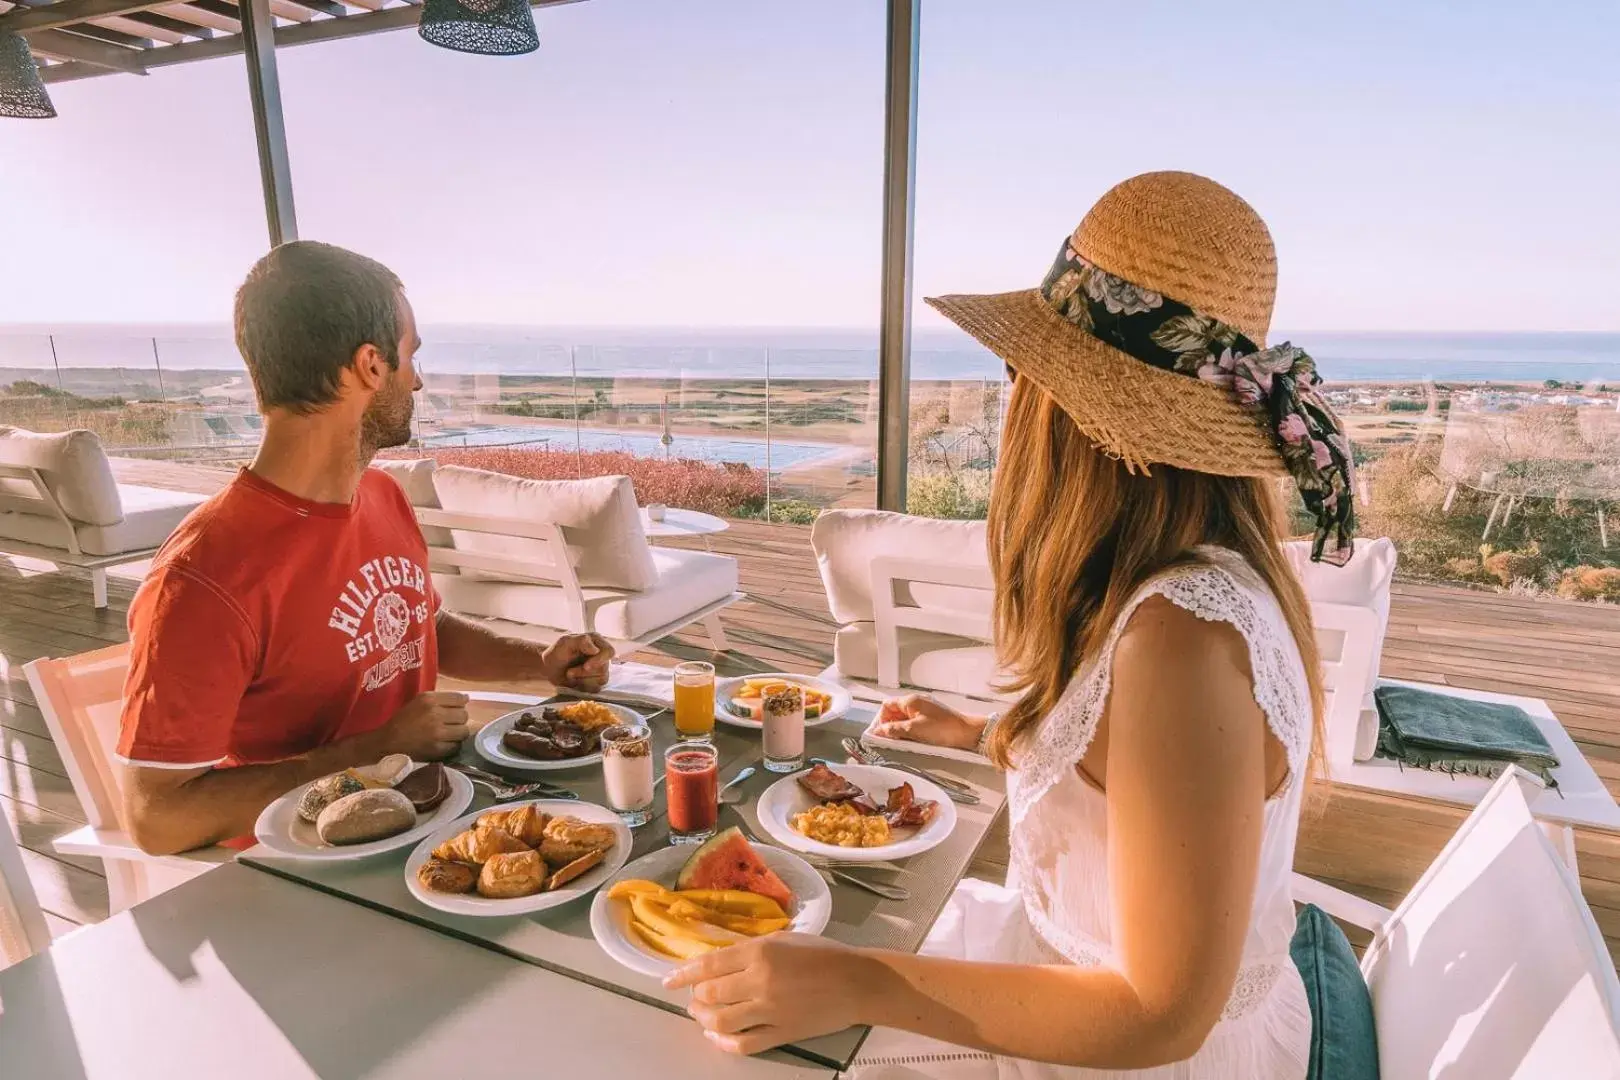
1374 684 1560 789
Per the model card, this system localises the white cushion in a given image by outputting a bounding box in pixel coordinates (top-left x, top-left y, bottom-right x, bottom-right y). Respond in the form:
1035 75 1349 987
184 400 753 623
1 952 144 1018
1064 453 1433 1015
431 467 657 591
0 484 205 557
367 458 451 547
434 546 736 641
811 509 990 625
834 622 1006 700
1286 536 1397 701
0 426 123 526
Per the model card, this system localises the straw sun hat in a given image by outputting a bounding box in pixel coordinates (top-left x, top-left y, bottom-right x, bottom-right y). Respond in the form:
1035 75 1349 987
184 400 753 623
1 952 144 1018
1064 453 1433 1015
926 170 1357 565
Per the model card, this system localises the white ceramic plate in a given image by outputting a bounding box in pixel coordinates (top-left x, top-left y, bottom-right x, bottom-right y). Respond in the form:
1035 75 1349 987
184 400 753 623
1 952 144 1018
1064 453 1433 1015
404 799 631 917
589 843 832 978
714 673 851 730
253 765 474 861
474 700 645 772
756 763 957 863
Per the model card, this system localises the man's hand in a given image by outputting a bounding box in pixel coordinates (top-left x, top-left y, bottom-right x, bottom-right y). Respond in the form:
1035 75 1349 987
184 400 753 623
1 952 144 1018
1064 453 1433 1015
366 691 470 760
544 633 615 692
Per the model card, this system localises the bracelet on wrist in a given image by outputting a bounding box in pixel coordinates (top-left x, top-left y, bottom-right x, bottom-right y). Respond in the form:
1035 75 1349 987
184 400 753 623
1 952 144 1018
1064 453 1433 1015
976 712 1002 756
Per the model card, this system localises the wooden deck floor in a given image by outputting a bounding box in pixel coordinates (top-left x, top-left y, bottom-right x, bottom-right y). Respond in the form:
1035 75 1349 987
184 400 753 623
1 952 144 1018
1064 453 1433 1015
5 459 1619 963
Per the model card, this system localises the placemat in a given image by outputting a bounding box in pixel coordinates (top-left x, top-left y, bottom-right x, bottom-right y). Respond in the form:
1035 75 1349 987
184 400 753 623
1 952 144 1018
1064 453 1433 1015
239 700 1005 1072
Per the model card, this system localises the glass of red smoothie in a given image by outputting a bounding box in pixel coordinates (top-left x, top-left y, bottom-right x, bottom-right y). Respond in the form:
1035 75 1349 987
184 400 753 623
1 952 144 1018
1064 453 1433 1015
664 742 719 844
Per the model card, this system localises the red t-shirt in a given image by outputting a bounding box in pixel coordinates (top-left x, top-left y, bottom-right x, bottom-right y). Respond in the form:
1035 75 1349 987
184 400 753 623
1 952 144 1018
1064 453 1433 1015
117 468 440 769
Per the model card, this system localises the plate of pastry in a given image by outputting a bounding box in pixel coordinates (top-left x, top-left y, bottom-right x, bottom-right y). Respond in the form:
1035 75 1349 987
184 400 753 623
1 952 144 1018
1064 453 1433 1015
755 762 956 863
589 828 831 978
713 673 849 730
473 699 639 773
404 799 632 916
254 756 474 861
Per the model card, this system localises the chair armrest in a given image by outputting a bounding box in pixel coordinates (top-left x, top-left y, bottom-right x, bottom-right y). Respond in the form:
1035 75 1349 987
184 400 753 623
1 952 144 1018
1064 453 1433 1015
1291 872 1393 931
53 825 234 871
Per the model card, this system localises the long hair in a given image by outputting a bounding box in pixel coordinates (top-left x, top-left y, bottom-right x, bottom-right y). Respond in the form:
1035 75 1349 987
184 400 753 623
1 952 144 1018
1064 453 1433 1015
985 375 1326 784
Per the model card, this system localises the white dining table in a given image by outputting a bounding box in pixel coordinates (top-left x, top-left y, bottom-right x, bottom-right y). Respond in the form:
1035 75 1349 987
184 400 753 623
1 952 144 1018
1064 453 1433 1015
0 863 835 1080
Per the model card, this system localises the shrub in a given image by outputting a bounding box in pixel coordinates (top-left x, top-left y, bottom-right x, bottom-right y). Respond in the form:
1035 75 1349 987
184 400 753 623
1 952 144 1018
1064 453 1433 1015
907 469 991 520
1481 547 1549 588
1556 566 1620 602
765 499 820 525
1442 557 1493 584
396 447 766 518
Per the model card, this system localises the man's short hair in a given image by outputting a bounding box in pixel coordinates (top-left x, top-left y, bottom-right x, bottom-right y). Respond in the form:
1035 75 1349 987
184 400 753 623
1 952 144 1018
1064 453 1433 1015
234 241 404 414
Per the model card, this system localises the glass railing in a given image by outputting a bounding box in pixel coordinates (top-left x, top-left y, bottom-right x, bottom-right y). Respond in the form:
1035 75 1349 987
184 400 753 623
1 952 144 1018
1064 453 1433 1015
6 331 1616 602
0 332 881 518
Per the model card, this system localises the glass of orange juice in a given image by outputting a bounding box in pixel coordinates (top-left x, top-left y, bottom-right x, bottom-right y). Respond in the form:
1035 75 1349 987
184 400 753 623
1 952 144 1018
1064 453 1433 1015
672 661 716 741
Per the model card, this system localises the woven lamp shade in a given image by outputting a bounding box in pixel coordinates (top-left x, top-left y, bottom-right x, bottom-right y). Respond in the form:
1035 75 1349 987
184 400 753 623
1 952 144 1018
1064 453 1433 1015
0 32 56 120
418 0 539 56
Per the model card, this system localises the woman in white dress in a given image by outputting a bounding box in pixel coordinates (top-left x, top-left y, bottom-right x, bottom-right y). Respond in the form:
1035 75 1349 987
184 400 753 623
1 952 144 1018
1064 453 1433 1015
666 171 1360 1079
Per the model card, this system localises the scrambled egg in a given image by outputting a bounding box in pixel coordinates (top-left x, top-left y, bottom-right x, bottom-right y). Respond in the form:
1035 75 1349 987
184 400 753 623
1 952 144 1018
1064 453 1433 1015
554 700 619 731
790 802 891 848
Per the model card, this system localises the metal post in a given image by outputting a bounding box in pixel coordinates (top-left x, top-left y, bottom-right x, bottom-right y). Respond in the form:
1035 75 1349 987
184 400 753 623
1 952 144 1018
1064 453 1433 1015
876 0 919 513
764 346 773 521
240 0 298 246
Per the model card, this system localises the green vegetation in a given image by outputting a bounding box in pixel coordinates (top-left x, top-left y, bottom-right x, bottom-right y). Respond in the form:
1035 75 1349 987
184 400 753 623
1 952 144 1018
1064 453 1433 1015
0 380 170 446
1358 443 1617 601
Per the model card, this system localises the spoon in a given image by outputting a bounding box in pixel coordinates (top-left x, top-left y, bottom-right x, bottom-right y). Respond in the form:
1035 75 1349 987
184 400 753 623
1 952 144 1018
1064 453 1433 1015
718 765 757 804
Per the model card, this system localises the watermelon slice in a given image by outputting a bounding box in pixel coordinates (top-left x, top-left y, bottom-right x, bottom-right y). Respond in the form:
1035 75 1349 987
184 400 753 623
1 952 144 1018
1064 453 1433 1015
675 826 794 910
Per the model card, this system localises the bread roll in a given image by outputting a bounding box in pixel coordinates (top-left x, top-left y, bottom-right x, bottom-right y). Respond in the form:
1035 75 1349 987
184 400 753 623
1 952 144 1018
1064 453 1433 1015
316 788 416 845
297 772 366 823
352 753 413 788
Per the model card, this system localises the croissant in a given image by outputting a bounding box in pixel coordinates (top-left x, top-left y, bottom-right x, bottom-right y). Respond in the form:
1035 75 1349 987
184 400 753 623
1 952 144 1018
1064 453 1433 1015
432 824 531 865
477 850 547 899
539 816 618 867
476 804 549 847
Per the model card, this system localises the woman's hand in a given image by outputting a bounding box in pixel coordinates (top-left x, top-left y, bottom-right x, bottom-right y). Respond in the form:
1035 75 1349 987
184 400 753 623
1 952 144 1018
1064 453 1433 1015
871 695 985 751
664 934 870 1055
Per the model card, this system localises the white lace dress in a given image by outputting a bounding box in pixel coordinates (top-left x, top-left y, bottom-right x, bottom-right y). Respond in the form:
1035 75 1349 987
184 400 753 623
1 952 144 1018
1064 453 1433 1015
848 549 1312 1080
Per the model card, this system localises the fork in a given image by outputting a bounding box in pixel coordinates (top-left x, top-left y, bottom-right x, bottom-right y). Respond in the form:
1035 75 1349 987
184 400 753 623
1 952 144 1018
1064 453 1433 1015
447 763 578 801
840 738 980 799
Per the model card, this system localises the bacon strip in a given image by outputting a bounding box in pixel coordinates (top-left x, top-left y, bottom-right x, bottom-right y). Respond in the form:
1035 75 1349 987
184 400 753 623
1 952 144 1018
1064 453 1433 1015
796 762 867 803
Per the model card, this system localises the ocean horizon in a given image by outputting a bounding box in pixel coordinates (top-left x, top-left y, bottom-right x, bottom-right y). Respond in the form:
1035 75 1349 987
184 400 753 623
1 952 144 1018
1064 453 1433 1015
2 326 1617 386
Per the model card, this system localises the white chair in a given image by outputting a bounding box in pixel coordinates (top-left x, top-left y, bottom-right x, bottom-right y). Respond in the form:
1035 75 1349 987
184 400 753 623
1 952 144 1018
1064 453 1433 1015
0 806 52 967
1293 539 1620 854
0 426 206 609
23 645 228 914
372 461 742 655
1294 767 1620 1078
812 509 1008 707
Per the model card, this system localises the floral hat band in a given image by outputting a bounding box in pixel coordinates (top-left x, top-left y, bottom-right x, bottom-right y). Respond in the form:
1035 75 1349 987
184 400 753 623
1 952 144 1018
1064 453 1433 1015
1039 240 1357 566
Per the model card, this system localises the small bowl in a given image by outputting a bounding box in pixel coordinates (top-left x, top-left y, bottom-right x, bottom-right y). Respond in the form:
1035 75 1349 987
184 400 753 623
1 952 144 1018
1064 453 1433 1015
645 503 667 522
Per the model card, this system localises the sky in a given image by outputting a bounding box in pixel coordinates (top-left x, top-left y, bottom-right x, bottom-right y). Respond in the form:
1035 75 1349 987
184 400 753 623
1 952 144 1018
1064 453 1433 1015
0 0 1616 333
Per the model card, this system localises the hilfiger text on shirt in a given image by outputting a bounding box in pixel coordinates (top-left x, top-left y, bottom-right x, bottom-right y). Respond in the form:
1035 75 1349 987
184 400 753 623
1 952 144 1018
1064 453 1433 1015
326 555 432 673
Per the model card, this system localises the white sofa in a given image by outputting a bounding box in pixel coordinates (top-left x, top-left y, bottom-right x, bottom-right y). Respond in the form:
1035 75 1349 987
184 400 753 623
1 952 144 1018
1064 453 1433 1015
0 426 207 608
371 459 742 652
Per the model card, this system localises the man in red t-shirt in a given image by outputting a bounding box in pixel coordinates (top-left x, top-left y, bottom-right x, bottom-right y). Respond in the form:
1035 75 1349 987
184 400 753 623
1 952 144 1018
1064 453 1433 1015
119 242 613 855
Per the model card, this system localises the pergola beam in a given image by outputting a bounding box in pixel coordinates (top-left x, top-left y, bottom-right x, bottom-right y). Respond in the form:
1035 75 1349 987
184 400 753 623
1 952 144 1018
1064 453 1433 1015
37 0 581 84
23 26 147 71
876 0 919 513
123 10 211 38
0 0 172 33
278 0 343 17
